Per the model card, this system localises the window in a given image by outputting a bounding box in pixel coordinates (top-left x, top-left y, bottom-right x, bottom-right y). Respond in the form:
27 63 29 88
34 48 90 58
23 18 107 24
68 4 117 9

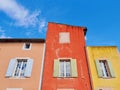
6 58 33 78
99 60 111 77
95 60 115 78
14 59 27 77
23 43 31 50
59 60 71 77
53 58 78 78
59 32 70 44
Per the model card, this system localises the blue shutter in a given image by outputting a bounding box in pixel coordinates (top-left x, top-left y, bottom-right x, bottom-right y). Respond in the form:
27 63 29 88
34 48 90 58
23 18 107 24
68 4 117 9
5 59 16 77
24 59 33 77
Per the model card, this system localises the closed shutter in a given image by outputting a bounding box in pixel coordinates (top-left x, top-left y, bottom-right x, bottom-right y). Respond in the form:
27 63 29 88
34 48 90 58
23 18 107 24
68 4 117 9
59 32 70 44
5 59 16 77
53 59 59 77
24 59 33 77
71 59 78 77
95 60 103 77
107 60 115 78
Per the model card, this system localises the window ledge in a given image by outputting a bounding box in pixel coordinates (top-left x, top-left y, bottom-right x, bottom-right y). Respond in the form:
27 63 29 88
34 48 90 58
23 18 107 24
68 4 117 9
101 77 115 79
56 77 77 79
6 77 29 79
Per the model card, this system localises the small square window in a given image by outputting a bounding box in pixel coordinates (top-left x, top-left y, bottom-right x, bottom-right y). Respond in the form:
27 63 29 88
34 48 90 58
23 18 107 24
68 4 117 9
23 43 31 50
25 43 30 49
59 32 70 44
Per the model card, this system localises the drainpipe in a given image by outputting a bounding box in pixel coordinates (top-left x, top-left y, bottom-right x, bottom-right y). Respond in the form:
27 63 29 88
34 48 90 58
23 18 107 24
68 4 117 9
39 43 46 90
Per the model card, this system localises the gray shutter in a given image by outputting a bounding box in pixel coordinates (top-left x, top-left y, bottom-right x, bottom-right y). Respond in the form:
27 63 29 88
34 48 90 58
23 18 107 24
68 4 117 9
107 60 115 78
5 59 16 77
95 60 103 77
71 59 78 77
24 59 33 77
53 59 59 77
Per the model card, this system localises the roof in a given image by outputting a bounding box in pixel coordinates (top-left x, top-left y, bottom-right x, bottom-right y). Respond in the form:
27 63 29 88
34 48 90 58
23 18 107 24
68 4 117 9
48 22 87 35
0 38 45 43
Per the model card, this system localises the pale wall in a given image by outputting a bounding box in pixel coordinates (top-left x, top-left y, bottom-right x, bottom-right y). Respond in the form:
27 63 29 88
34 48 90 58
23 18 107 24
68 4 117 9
0 42 44 90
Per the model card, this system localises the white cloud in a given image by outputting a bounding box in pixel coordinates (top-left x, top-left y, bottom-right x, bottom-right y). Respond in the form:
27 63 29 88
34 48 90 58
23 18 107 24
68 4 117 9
15 10 41 27
0 27 11 38
38 19 47 32
0 34 11 38
0 0 46 29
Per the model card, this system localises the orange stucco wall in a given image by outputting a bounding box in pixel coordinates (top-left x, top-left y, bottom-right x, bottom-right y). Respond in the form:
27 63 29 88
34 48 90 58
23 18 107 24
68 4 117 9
0 42 44 90
42 22 91 90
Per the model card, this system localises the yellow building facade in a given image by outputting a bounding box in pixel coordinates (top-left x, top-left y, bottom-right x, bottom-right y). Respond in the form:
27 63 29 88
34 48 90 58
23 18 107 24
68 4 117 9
87 46 120 90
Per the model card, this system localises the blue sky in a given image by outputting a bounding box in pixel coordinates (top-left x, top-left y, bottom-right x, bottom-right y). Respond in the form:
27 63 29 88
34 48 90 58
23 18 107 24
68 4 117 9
0 0 120 50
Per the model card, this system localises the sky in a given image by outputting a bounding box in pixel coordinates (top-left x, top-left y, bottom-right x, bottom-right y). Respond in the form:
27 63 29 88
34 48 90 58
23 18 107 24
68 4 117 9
0 0 120 50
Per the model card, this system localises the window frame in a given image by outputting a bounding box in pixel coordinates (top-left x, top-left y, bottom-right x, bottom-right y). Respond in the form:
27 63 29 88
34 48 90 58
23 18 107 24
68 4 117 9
6 57 33 78
13 59 27 78
99 60 111 78
59 59 71 77
23 43 32 50
95 59 115 78
53 58 78 78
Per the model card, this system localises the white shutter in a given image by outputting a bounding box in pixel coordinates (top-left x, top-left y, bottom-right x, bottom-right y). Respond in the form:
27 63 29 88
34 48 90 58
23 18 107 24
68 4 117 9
24 59 33 77
5 59 16 77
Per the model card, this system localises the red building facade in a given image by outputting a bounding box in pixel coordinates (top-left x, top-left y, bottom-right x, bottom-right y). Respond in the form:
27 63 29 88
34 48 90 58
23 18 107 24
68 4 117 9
42 22 91 90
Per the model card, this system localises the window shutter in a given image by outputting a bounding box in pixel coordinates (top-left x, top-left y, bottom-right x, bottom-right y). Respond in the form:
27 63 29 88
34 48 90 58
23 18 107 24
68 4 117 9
95 60 103 77
24 59 33 77
53 59 59 77
107 60 115 78
71 59 78 77
5 59 16 77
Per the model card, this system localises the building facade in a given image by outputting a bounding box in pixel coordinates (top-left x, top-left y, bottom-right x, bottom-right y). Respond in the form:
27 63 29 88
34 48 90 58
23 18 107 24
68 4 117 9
0 39 45 90
0 22 120 90
42 22 92 90
87 46 120 90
